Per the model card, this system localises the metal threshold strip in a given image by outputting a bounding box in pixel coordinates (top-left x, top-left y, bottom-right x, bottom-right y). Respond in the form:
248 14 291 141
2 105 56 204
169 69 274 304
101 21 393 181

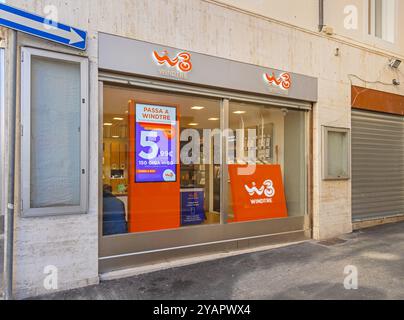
99 229 306 261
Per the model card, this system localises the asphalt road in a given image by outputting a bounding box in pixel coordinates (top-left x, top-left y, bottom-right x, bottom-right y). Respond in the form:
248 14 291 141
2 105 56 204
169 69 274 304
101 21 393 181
36 221 404 300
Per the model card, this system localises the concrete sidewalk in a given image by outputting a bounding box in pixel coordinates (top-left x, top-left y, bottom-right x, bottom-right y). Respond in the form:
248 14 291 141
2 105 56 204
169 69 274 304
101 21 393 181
37 221 404 300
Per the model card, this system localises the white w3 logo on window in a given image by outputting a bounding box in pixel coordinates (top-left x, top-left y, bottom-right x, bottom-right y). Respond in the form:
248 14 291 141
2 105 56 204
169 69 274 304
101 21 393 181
245 180 275 198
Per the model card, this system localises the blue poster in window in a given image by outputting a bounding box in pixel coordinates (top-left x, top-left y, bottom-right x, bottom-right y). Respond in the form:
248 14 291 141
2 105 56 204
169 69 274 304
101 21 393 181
181 189 205 226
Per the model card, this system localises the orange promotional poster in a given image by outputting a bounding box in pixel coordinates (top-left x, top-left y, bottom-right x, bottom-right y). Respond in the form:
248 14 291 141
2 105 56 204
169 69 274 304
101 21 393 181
128 101 181 233
228 165 288 222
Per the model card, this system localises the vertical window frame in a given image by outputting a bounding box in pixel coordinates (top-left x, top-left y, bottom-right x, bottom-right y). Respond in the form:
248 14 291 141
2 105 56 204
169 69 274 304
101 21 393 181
322 126 351 181
21 47 89 217
368 0 396 43
0 48 4 217
368 0 376 36
381 0 396 43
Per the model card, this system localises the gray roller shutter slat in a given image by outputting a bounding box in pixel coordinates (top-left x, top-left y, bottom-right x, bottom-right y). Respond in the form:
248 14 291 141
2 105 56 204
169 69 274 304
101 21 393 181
352 110 404 221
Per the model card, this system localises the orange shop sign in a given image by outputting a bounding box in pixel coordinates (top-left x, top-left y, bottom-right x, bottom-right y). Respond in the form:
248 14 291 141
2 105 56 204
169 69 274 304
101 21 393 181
153 50 193 73
263 72 292 90
229 164 288 222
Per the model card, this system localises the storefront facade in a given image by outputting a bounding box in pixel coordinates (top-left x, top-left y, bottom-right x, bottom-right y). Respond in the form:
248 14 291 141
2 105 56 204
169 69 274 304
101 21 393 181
98 33 316 272
0 0 403 299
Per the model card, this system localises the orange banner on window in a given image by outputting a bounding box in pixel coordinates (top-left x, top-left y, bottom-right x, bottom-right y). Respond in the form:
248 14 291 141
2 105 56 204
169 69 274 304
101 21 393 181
229 164 288 222
128 100 181 233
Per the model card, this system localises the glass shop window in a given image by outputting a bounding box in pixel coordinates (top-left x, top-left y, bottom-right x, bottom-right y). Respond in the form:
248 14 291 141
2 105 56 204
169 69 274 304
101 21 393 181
227 102 307 223
102 85 221 236
102 85 308 236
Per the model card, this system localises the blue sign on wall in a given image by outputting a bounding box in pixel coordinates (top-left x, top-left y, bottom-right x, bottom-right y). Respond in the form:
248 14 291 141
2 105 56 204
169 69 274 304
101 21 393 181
0 3 87 50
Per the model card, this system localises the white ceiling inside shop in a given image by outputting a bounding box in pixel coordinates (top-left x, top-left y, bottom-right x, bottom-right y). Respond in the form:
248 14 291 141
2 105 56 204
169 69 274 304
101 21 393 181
103 85 221 130
102 84 286 139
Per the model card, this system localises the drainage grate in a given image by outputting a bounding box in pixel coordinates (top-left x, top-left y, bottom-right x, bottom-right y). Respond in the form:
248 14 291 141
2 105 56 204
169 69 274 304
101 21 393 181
318 238 348 247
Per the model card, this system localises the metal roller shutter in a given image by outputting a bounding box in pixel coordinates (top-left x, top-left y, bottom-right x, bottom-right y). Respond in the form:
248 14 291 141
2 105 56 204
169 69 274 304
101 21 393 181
352 110 404 221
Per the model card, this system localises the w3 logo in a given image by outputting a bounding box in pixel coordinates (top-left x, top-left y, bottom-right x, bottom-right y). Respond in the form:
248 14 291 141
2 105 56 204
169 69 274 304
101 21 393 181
245 180 275 198
153 50 193 73
264 72 292 90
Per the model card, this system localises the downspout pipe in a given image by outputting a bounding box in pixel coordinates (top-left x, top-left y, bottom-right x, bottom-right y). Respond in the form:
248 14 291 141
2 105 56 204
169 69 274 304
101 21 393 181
4 29 17 301
319 0 325 32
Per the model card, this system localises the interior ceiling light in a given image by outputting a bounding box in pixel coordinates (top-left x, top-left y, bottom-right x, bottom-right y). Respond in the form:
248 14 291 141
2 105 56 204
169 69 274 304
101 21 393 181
208 118 219 121
104 123 113 126
233 111 246 114
191 106 205 110
188 123 199 126
113 117 124 121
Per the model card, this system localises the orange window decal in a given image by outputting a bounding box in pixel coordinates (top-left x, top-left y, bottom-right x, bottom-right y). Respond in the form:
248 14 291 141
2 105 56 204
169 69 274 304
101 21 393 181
128 100 181 233
229 164 288 222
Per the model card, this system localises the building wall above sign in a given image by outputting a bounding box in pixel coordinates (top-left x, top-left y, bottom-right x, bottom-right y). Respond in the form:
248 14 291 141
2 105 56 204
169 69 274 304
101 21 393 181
99 33 318 102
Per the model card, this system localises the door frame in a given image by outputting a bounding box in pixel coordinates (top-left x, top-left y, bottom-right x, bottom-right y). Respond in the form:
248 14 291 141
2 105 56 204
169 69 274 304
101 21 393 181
0 47 5 227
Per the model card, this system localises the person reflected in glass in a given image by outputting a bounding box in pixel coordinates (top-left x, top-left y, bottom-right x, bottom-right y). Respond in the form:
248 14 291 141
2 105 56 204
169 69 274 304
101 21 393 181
103 184 128 236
